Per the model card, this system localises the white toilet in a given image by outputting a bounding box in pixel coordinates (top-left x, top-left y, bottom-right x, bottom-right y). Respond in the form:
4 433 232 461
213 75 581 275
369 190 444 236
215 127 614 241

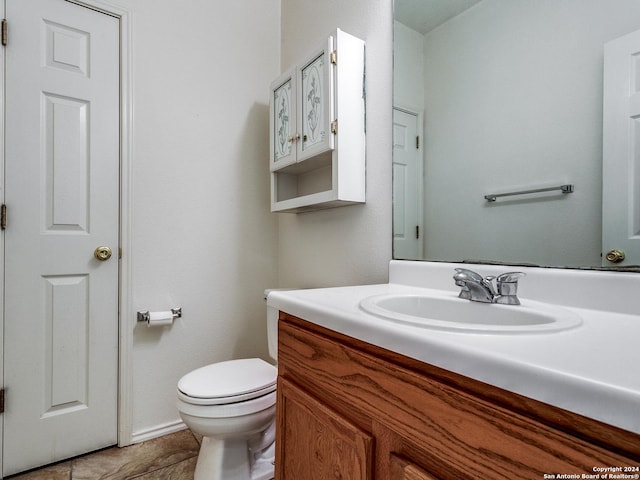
176 300 279 480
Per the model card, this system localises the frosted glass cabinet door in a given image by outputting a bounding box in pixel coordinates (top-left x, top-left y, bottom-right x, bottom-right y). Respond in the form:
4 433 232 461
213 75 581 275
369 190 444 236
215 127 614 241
297 36 334 162
270 69 297 171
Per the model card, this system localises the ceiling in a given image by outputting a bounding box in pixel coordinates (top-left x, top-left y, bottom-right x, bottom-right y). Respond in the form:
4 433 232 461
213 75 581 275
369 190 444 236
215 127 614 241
394 0 483 34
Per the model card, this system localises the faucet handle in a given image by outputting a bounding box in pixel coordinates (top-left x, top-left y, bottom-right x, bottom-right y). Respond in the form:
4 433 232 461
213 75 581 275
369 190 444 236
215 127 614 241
496 271 525 283
495 272 525 305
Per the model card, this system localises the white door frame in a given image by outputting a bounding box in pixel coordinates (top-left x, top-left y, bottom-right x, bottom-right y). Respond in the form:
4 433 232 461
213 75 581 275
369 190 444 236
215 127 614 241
61 0 134 447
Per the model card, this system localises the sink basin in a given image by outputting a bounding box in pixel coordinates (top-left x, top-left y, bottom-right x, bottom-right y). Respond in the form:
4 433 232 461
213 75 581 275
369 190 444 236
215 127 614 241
359 293 582 334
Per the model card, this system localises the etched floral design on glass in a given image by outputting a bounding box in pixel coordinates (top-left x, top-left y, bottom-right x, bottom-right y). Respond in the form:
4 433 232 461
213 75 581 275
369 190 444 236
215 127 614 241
302 54 325 149
273 79 292 161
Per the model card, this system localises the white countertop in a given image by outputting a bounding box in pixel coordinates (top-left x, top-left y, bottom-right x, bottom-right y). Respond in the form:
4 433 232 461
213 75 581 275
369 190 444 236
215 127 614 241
267 261 640 435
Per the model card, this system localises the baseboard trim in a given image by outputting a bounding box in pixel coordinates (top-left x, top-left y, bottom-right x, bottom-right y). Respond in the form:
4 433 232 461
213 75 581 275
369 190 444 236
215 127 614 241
131 420 187 444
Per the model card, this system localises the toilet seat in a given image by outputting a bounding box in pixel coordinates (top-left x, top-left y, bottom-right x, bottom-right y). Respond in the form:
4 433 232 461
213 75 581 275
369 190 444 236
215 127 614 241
177 390 276 419
177 358 277 417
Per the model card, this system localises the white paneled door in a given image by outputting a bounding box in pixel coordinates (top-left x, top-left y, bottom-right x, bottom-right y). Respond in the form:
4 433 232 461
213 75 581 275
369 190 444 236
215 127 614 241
603 29 640 266
3 0 119 475
393 108 423 260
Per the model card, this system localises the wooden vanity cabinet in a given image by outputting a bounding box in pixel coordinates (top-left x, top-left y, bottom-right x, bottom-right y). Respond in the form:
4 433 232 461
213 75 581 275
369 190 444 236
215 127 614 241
275 312 640 480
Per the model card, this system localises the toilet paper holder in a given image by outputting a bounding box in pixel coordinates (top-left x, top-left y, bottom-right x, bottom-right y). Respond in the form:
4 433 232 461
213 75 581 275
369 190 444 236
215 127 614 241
137 308 182 323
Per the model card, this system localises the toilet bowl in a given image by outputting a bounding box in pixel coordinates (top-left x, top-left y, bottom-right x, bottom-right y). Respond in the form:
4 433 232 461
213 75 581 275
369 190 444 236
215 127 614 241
176 296 280 480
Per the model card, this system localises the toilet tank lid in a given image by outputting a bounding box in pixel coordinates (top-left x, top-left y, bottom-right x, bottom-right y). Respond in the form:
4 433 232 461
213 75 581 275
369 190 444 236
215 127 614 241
178 358 277 399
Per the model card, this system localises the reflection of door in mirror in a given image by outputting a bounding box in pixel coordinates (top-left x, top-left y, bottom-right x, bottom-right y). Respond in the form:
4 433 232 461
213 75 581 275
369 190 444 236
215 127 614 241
394 0 640 268
393 107 423 260
602 28 640 267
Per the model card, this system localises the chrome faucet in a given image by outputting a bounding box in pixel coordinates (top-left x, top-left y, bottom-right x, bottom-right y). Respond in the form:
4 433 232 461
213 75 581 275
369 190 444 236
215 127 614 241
453 268 525 305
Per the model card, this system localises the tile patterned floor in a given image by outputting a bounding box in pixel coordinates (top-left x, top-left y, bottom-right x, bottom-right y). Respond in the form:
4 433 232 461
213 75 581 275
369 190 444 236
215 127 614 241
6 429 201 480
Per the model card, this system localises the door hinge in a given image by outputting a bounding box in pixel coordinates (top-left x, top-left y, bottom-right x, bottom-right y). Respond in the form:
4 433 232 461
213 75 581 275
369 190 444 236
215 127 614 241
416 136 420 149
330 49 337 65
331 119 338 134
416 225 420 239
1 19 7 47
0 388 5 413
1 204 6 230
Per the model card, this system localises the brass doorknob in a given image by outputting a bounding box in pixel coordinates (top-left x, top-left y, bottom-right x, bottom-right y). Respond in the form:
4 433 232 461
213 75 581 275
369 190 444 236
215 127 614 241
605 249 625 264
94 246 112 261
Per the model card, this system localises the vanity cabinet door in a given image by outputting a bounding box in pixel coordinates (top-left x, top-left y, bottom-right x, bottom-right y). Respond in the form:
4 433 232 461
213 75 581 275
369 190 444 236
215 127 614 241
275 378 373 480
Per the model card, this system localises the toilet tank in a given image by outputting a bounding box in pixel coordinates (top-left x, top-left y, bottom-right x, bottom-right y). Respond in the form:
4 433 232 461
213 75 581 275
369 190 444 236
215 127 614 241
266 305 278 362
264 290 283 362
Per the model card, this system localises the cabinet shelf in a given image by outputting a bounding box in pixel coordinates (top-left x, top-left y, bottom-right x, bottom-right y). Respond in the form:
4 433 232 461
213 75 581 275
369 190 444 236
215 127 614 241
273 158 332 204
269 29 365 213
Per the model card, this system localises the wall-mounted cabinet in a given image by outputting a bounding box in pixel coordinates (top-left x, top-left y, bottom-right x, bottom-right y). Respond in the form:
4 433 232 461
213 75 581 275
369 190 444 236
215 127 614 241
269 29 365 213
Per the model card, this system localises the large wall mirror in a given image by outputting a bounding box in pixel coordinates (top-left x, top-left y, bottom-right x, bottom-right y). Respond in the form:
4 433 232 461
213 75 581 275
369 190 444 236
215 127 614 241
393 0 640 269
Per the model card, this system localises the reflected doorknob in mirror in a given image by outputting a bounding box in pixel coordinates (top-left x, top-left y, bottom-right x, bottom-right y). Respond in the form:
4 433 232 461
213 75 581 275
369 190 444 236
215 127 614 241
605 249 625 264
94 246 112 261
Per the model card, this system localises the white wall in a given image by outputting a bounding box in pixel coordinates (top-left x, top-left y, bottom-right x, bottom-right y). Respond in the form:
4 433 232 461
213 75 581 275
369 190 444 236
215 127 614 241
418 0 640 267
119 0 281 439
278 0 394 288
115 0 392 441
393 20 424 111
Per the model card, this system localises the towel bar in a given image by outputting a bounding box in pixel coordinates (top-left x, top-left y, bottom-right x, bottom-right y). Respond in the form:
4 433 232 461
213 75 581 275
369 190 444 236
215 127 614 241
484 184 574 202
